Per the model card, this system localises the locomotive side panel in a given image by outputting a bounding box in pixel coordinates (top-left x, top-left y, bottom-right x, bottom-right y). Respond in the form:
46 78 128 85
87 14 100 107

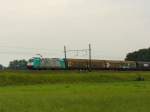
40 58 66 69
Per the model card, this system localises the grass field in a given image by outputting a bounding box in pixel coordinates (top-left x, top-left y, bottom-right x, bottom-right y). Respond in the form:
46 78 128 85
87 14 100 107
0 70 150 112
0 70 150 85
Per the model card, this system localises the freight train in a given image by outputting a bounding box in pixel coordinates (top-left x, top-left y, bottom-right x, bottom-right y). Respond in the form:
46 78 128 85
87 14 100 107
27 57 150 70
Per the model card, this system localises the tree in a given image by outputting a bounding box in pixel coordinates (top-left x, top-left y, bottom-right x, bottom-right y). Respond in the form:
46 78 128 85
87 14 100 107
8 59 28 70
0 64 4 70
125 48 150 61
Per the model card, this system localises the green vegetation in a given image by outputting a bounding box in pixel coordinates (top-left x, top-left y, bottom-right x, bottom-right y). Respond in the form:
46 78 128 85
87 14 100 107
8 60 27 70
126 47 150 61
0 82 150 112
0 70 149 86
0 71 149 112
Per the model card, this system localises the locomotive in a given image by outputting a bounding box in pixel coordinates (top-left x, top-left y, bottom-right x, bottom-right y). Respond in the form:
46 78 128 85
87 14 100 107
27 57 150 70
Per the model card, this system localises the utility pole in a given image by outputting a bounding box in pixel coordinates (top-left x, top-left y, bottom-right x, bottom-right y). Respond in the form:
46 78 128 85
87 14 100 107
64 46 67 60
64 46 67 69
89 44 92 72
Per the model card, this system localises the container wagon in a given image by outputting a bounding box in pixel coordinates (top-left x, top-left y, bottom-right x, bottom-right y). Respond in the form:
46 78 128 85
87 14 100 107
105 60 136 70
136 62 150 70
67 59 106 70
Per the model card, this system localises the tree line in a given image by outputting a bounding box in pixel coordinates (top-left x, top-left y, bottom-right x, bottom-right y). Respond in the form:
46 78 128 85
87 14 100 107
0 60 28 70
125 48 150 61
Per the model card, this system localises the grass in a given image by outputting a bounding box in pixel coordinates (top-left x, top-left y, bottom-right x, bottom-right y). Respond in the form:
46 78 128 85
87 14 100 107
0 70 150 112
0 82 150 112
0 70 149 86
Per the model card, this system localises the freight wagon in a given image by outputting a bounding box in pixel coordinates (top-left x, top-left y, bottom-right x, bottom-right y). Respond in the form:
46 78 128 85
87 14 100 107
67 59 106 70
136 62 150 70
105 60 136 70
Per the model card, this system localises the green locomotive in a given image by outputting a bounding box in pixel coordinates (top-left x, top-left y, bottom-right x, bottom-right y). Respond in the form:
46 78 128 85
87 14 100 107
27 57 66 70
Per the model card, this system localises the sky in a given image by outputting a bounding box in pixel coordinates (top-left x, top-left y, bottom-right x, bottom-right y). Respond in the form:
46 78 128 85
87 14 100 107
0 0 149 66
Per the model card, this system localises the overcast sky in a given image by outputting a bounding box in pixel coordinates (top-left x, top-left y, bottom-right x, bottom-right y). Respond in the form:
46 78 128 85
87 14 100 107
0 0 149 66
